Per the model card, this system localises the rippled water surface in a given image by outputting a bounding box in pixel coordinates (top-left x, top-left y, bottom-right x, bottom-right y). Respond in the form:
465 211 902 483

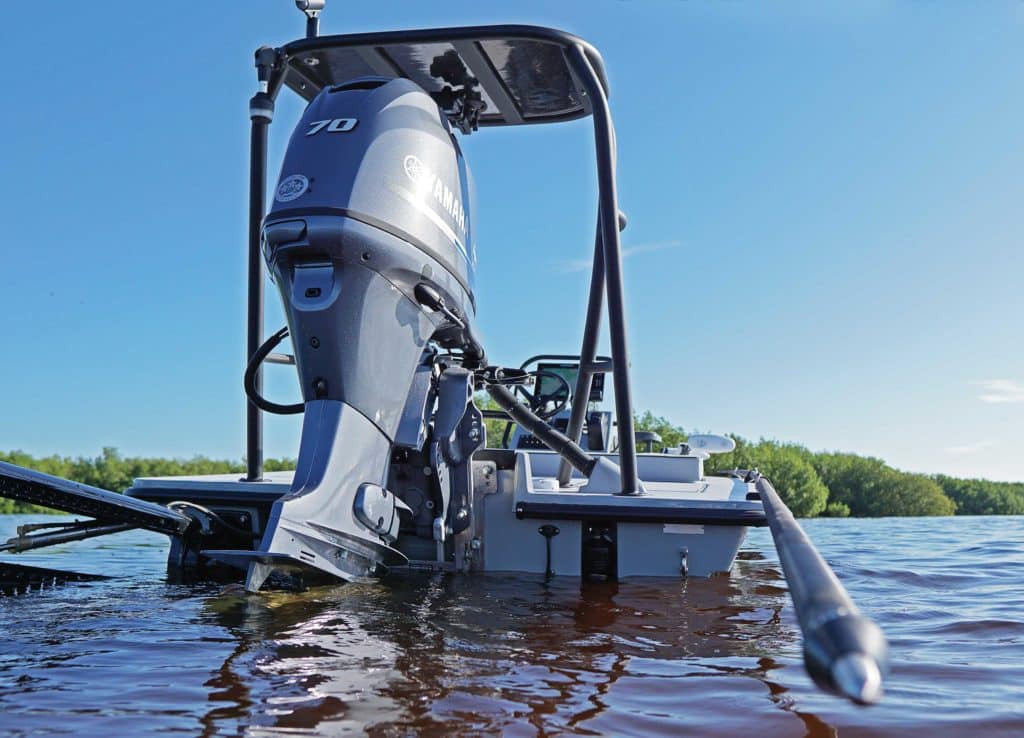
1 515 1022 737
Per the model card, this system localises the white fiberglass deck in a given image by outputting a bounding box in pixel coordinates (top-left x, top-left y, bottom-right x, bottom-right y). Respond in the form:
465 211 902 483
519 450 761 509
131 471 293 492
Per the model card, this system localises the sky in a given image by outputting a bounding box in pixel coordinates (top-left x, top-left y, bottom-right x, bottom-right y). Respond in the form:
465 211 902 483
0 1 1021 481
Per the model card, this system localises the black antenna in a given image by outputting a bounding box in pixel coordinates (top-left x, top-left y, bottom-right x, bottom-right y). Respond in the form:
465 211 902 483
295 0 325 38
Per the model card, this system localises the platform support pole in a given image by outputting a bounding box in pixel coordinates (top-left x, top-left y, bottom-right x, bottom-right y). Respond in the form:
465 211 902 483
567 45 641 495
557 217 605 487
245 51 277 482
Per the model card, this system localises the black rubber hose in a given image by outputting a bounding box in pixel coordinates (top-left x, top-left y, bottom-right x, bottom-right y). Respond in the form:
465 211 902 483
487 384 596 476
243 326 305 415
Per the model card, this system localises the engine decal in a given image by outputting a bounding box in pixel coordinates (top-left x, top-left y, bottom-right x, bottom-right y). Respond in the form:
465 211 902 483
306 118 358 136
388 181 470 265
275 174 309 202
402 154 467 236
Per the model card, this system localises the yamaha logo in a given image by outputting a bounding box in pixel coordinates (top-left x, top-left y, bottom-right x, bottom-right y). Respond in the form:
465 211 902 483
401 154 466 235
403 154 428 184
275 174 309 202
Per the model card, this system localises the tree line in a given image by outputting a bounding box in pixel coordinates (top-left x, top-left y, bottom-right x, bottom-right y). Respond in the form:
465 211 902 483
3 414 1022 518
0 448 294 515
633 411 1023 518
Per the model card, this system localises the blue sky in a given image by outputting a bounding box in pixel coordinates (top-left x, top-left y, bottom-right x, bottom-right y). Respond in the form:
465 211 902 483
1 1 1021 481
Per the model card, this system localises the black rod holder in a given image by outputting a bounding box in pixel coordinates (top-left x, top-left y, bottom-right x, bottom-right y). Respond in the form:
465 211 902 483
245 52 276 482
566 45 641 495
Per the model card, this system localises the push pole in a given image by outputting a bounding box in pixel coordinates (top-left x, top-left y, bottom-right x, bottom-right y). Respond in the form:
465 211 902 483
756 476 888 704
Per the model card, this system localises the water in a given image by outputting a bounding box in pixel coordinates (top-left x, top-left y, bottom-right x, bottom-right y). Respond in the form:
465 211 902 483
1 516 1022 737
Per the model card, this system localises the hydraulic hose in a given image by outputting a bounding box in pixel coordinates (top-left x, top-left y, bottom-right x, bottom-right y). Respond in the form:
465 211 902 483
243 326 305 415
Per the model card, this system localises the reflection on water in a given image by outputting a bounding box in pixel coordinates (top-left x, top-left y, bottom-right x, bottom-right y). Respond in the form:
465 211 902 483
1 516 1023 737
198 569 798 736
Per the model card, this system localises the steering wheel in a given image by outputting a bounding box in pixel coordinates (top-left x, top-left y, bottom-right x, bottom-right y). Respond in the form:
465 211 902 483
514 370 572 420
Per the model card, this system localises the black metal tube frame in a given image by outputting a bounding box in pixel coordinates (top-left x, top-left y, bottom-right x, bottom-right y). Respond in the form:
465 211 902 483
566 45 641 494
245 113 268 481
244 49 285 482
557 215 606 486
486 385 596 476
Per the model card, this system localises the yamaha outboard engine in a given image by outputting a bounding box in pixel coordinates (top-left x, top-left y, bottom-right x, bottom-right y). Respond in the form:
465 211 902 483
242 76 484 590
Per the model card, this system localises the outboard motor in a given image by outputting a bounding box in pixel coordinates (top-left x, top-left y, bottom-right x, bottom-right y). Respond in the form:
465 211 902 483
242 76 483 590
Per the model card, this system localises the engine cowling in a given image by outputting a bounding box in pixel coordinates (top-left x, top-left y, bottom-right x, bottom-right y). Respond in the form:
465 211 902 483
243 77 482 590
269 76 477 299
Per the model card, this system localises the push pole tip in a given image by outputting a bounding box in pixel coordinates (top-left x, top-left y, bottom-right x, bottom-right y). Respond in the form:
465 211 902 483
830 652 884 705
